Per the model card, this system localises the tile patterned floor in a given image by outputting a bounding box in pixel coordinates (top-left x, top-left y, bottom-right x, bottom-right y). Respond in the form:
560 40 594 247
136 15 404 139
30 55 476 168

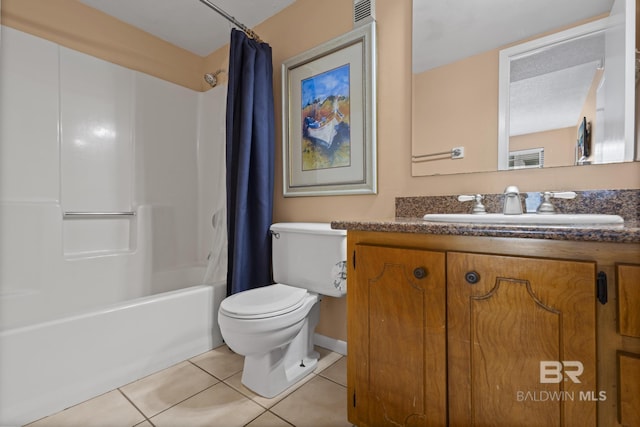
26 346 349 427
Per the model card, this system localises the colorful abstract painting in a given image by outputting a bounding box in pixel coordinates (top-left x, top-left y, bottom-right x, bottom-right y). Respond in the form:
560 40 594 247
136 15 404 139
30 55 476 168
300 64 351 171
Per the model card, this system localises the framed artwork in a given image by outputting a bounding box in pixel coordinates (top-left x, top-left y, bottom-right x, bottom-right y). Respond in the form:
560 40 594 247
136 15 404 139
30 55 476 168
281 22 376 197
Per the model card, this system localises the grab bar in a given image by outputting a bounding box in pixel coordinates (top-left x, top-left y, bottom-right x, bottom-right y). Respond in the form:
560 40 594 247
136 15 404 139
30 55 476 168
63 211 136 219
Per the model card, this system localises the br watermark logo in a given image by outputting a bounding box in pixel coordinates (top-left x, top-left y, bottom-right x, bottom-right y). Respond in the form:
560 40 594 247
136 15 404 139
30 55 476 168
540 361 583 383
515 361 607 402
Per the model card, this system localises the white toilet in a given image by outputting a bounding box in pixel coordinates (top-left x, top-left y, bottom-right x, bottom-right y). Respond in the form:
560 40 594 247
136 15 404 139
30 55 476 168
218 222 347 398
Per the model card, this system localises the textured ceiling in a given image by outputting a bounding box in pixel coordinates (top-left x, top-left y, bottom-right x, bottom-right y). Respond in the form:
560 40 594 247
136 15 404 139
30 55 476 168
78 0 296 56
412 0 614 73
509 31 606 135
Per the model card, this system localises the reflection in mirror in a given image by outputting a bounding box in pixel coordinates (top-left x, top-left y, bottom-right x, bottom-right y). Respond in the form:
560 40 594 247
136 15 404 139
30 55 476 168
411 0 636 177
498 14 635 170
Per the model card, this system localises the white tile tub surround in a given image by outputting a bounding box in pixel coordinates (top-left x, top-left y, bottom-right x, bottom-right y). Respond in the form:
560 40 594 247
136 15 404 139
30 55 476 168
0 26 228 326
0 203 151 331
60 46 135 214
59 46 137 255
0 27 60 203
0 25 226 314
134 72 201 272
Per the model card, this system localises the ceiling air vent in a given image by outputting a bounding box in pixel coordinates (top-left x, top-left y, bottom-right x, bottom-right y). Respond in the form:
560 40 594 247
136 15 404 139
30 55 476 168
354 0 375 27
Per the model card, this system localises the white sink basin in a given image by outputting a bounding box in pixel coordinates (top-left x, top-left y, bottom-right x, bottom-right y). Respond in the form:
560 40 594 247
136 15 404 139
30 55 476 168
422 213 624 226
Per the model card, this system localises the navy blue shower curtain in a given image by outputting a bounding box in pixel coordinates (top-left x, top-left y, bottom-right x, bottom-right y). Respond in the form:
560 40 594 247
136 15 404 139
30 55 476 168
225 29 275 296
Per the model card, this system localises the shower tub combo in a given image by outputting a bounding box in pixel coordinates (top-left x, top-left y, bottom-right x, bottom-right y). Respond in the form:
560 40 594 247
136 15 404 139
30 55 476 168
0 204 226 426
0 263 225 426
0 24 231 426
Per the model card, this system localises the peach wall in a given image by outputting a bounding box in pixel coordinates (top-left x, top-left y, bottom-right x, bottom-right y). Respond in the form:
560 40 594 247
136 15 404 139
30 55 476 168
412 50 498 175
267 0 413 225
1 0 205 91
203 48 229 88
413 47 604 173
510 127 576 168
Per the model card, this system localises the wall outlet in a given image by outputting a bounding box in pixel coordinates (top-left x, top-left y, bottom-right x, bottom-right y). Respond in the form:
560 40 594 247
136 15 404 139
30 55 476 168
452 146 464 159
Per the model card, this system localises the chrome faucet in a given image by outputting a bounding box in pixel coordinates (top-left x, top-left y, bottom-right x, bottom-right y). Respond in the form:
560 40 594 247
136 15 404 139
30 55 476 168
457 194 486 214
503 186 523 215
536 191 577 214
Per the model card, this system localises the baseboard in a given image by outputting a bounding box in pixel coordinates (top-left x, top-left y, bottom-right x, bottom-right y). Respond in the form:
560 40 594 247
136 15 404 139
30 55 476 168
314 333 347 356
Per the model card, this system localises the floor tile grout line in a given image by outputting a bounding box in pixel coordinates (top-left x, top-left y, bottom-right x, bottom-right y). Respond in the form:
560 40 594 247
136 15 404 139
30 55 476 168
265 376 347 427
317 374 347 389
130 382 221 422
242 410 267 427
268 410 297 427
187 358 236 382
116 388 155 427
242 410 296 427
317 360 347 388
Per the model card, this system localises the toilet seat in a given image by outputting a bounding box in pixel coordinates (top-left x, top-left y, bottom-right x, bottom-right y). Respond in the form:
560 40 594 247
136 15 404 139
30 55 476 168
219 284 308 319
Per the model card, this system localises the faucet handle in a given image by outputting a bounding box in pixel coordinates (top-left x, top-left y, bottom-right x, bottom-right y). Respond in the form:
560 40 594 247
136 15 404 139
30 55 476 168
546 191 577 199
458 194 486 214
537 191 577 214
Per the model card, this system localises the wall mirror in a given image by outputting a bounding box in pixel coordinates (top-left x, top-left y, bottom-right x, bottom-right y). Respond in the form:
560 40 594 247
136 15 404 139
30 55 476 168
411 0 637 177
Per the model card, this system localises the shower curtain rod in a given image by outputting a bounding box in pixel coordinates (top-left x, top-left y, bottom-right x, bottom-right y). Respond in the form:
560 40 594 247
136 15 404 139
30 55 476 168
198 0 263 42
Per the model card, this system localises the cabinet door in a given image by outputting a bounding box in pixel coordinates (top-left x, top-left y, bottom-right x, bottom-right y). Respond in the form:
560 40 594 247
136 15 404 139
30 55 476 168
618 351 640 426
448 252 597 427
617 264 640 338
348 245 446 427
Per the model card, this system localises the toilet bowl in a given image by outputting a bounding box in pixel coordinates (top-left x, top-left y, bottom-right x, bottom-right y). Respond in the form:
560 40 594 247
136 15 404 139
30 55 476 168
218 223 347 398
219 284 320 397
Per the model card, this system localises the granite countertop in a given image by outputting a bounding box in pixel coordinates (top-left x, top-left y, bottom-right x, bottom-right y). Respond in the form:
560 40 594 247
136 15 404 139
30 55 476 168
331 217 640 243
331 189 640 244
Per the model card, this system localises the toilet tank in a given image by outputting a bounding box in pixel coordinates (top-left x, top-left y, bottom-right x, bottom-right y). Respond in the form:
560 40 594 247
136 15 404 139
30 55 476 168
270 223 347 297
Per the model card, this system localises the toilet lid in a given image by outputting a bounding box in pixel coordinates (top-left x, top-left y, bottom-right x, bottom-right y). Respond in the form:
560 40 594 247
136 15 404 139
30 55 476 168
220 283 308 319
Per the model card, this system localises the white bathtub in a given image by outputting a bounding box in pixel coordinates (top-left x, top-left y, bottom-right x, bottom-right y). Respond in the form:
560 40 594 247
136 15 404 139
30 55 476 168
0 280 226 426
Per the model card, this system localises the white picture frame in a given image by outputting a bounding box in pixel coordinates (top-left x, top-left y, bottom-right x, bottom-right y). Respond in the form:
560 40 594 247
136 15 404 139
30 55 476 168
282 22 377 197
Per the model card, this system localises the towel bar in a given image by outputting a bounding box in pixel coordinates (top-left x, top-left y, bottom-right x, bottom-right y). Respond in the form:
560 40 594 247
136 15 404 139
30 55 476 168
63 211 136 219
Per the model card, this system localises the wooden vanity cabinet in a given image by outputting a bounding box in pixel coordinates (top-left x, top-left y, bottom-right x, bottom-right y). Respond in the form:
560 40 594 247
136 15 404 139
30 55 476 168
346 231 640 427
348 244 447 427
